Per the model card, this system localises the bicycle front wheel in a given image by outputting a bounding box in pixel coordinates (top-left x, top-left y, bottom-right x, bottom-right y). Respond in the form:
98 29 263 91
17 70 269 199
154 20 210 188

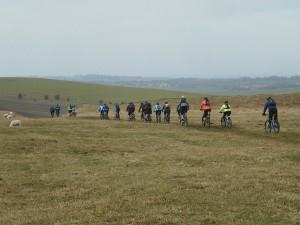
221 118 226 128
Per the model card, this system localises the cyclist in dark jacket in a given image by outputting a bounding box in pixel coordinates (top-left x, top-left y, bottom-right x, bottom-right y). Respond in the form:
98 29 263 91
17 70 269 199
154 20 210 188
142 101 152 122
115 104 120 113
115 104 120 119
262 97 278 123
55 104 61 117
143 101 152 115
139 101 145 120
177 96 189 115
162 102 171 116
49 106 55 118
126 102 135 116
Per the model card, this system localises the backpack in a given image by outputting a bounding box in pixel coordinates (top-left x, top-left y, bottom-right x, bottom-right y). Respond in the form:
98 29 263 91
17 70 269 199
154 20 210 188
180 102 188 108
164 104 170 113
155 105 161 111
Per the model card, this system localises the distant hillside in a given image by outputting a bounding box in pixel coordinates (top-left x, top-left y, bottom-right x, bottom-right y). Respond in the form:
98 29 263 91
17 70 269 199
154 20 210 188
0 77 195 104
49 75 300 95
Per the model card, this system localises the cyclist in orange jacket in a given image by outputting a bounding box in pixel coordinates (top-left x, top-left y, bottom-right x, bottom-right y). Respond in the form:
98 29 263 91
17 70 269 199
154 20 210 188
200 97 212 122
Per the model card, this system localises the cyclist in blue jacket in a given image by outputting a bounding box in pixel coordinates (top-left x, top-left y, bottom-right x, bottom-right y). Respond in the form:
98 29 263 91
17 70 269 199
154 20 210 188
262 97 278 123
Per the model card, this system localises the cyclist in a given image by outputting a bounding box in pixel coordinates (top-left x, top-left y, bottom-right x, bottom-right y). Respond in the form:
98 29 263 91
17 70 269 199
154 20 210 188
138 101 145 120
177 96 189 118
98 103 108 119
55 104 61 117
126 102 135 119
98 103 104 115
153 102 162 123
67 104 72 116
162 101 171 122
262 97 278 123
219 100 231 120
49 106 55 118
143 101 152 121
200 97 212 122
71 104 77 117
115 103 120 119
103 104 109 118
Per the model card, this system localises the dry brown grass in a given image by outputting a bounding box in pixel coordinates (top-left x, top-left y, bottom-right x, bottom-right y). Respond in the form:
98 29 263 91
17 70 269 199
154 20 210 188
0 97 300 225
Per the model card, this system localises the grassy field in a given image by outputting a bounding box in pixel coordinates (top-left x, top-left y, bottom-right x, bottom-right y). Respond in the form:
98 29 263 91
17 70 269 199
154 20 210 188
0 77 195 104
1 95 300 225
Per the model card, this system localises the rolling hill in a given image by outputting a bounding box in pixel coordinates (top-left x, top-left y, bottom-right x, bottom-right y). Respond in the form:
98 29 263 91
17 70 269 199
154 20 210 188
0 77 196 104
0 77 198 117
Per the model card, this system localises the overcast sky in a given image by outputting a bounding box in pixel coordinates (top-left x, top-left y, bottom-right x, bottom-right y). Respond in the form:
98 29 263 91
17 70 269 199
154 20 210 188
0 0 299 78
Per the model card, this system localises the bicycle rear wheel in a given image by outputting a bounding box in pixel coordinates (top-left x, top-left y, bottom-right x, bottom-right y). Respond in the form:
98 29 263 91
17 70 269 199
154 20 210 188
181 118 185 126
226 118 232 129
272 120 280 133
206 117 211 128
166 114 170 123
181 115 188 127
265 120 271 133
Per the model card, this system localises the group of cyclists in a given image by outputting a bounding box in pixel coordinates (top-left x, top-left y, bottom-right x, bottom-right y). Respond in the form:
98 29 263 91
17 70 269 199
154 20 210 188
67 104 77 117
49 103 77 117
96 96 231 126
97 95 279 131
51 95 279 131
49 104 61 118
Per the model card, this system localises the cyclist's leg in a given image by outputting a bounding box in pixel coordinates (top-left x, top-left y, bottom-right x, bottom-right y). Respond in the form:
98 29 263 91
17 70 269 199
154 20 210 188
274 108 278 122
269 109 275 123
203 110 207 121
222 112 226 120
226 111 231 119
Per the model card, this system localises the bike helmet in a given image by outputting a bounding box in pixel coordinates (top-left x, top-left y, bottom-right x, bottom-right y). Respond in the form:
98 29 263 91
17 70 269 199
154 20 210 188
224 100 229 104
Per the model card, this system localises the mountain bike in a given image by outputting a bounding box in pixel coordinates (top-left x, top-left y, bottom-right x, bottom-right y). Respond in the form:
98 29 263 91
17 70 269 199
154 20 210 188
114 112 120 120
128 113 135 121
180 113 188 127
221 113 232 128
264 114 280 133
69 111 77 117
100 111 108 120
202 111 211 128
144 113 152 122
155 111 161 123
163 112 170 123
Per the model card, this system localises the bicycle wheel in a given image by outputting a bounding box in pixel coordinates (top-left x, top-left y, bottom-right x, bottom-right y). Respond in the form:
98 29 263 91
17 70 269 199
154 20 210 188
221 117 226 128
181 118 185 126
180 114 188 127
205 116 210 128
202 118 206 127
226 118 232 129
185 115 188 127
265 120 271 133
272 120 280 133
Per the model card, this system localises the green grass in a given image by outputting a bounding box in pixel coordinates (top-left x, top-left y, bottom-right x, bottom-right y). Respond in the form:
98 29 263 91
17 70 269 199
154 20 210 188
0 106 300 225
0 77 196 104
